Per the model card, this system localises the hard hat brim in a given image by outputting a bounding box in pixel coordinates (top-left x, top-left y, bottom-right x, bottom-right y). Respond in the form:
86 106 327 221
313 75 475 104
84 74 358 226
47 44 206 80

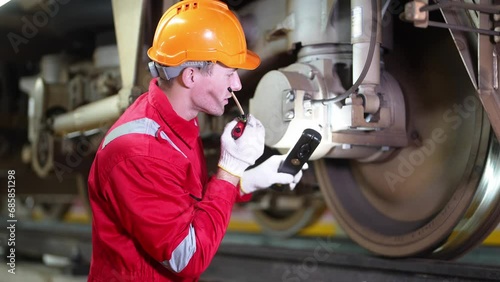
236 49 260 70
148 48 261 71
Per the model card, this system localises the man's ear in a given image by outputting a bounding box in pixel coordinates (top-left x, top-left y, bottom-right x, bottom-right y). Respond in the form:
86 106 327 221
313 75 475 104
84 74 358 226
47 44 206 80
180 67 196 88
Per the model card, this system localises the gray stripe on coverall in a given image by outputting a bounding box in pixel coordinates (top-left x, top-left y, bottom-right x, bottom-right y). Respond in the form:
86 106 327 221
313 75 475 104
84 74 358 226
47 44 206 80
101 117 196 272
102 117 187 158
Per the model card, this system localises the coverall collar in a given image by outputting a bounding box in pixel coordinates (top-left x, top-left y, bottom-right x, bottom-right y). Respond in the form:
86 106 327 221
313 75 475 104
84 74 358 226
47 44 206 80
148 78 199 148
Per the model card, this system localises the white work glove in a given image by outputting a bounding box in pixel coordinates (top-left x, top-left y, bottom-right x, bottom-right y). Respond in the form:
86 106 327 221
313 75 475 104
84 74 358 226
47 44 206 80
218 114 265 177
240 154 307 194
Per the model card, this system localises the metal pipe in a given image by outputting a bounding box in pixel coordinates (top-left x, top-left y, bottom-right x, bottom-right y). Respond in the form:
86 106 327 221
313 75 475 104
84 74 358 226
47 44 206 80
351 0 381 93
51 94 121 134
51 0 146 135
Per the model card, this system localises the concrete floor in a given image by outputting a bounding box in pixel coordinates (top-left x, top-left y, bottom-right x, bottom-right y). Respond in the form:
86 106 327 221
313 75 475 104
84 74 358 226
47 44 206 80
2 236 499 282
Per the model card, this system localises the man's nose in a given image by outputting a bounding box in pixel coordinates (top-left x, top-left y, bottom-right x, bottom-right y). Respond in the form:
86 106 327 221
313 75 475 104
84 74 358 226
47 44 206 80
230 72 242 92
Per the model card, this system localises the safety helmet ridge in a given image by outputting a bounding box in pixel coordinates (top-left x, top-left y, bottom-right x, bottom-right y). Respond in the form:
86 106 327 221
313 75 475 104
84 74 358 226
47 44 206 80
147 0 260 70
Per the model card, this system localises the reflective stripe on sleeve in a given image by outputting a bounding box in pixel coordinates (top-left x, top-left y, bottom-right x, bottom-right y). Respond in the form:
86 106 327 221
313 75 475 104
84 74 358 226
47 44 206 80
162 224 197 273
159 131 187 158
101 117 187 158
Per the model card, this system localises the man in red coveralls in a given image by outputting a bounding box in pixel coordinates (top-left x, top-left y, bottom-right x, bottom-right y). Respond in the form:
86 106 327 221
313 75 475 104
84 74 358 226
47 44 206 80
87 0 304 281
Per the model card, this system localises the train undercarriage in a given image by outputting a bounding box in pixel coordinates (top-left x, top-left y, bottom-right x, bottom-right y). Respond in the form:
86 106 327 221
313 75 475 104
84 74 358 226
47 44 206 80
1 0 500 262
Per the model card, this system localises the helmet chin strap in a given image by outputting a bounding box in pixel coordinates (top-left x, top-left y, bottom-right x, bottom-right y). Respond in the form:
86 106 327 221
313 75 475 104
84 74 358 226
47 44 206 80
148 61 208 80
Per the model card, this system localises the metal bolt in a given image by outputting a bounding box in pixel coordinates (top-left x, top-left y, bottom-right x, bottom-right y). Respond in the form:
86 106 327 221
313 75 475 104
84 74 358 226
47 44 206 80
342 144 352 150
381 146 391 151
285 110 295 119
303 99 313 116
308 70 317 80
365 114 374 123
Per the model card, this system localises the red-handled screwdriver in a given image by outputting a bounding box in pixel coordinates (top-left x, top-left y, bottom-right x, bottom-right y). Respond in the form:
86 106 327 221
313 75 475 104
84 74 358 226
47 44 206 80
228 87 247 139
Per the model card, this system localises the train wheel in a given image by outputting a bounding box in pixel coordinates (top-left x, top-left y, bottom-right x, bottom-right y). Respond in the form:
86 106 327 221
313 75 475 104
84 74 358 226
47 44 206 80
315 132 500 259
251 190 325 238
314 24 500 258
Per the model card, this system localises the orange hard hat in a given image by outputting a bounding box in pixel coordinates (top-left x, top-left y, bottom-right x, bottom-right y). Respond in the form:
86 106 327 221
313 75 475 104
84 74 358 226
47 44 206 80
147 0 260 70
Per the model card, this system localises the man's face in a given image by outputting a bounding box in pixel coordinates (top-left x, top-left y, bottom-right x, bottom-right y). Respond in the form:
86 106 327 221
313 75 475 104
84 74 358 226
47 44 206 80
192 63 242 116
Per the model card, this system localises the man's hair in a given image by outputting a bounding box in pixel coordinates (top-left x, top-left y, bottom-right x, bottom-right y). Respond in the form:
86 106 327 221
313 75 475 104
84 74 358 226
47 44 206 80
158 62 216 88
197 61 215 76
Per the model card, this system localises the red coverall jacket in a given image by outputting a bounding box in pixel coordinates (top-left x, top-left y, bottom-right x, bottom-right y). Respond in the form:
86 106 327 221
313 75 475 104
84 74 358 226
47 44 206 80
87 78 250 282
